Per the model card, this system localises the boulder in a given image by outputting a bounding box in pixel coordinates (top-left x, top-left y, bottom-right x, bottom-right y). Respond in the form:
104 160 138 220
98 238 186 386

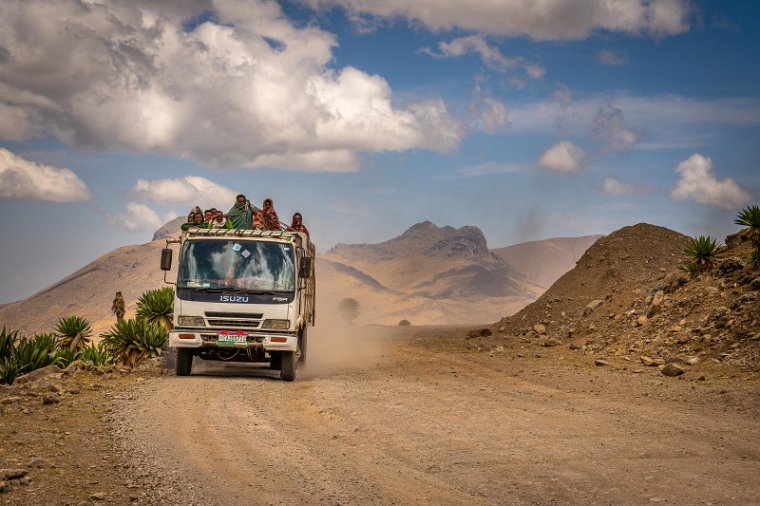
584 299 604 316
533 323 547 335
13 365 62 385
0 470 27 480
717 257 745 275
661 363 685 377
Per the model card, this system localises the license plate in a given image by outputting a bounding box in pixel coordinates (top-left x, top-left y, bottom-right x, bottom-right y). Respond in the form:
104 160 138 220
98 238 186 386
217 331 248 345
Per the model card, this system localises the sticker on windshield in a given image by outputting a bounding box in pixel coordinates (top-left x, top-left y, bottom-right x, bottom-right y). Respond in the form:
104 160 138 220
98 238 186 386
241 249 251 258
232 243 242 252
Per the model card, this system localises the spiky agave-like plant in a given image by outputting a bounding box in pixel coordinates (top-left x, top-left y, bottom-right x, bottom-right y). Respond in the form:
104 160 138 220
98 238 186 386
0 327 17 361
135 287 174 331
735 205 760 260
684 236 721 274
0 328 20 384
55 316 93 350
101 319 168 368
14 333 62 375
80 341 114 366
680 261 698 279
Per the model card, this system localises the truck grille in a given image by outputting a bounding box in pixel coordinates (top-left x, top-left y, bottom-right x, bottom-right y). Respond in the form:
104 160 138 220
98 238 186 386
205 312 263 319
206 319 260 328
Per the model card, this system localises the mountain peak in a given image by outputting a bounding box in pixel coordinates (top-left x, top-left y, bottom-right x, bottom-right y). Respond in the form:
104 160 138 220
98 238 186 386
401 221 439 237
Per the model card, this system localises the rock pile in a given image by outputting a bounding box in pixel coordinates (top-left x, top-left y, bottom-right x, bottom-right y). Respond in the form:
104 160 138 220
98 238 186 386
487 223 760 376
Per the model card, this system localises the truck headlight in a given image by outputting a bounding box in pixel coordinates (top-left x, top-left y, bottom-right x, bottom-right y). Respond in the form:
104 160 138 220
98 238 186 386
178 316 205 327
261 319 290 330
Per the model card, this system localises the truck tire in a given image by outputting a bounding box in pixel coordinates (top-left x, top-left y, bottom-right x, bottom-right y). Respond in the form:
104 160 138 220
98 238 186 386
297 328 308 365
280 351 296 381
176 348 193 376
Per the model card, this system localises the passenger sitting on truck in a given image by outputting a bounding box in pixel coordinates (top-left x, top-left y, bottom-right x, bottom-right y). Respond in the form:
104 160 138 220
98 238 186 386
287 212 310 239
228 194 252 229
212 210 230 229
181 211 205 231
253 198 280 231
204 209 214 223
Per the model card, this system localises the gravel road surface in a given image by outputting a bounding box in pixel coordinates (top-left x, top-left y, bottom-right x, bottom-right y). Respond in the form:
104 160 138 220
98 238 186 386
116 327 760 505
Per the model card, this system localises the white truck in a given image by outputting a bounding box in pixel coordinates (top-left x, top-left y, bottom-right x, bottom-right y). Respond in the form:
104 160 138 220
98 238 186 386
159 227 316 381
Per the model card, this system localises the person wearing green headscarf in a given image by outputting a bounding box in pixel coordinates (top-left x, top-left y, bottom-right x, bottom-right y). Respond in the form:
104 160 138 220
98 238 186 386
227 194 253 229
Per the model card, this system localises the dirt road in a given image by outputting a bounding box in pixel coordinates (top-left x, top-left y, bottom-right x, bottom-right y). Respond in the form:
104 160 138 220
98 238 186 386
118 327 760 505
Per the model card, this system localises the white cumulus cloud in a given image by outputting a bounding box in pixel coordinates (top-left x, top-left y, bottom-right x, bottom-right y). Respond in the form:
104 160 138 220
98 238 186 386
671 154 751 210
0 0 462 172
107 202 162 232
131 176 238 210
0 147 92 203
538 141 586 173
302 0 692 40
602 177 636 195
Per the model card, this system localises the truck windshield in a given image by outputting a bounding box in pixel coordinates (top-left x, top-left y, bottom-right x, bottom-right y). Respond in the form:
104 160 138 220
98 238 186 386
178 240 295 292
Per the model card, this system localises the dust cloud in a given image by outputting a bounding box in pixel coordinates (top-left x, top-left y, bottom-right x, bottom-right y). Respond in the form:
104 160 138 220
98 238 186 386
300 296 398 378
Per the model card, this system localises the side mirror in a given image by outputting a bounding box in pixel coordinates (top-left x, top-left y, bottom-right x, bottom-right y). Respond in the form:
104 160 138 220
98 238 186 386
299 257 312 278
160 248 173 271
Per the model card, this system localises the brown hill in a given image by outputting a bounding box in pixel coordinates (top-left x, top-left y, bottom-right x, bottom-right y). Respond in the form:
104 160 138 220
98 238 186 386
325 221 542 300
493 223 691 337
0 220 598 334
0 241 170 337
317 257 534 325
486 223 760 373
492 235 602 288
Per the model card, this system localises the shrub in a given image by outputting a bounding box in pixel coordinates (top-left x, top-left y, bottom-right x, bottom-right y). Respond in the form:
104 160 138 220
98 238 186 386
338 298 360 324
81 341 114 366
55 316 92 350
398 320 411 326
53 347 81 369
0 356 19 385
684 236 721 273
14 333 62 374
101 319 168 368
735 205 760 262
735 205 760 232
0 327 17 361
136 287 174 331
680 261 698 279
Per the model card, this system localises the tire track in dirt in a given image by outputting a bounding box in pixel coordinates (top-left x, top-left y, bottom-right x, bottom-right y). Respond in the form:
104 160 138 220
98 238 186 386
118 332 760 505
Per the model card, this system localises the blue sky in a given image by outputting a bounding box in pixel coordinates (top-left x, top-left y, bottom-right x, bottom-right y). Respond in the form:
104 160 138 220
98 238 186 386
1 0 759 304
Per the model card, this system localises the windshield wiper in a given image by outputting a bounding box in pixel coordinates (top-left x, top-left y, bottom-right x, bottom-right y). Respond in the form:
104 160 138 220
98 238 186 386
187 287 224 292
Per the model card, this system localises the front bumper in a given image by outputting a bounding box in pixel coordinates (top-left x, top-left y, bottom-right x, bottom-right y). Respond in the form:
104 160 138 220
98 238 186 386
169 330 297 352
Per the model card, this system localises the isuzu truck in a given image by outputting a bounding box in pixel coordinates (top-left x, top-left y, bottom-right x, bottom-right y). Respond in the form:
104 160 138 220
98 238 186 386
159 227 315 381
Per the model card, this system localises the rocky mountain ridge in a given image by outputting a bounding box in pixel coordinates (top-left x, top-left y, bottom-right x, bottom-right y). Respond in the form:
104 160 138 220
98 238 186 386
325 222 542 300
0 220 597 333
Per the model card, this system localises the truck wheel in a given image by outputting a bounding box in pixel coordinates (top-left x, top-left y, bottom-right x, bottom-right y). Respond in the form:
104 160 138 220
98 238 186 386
176 348 193 376
269 352 282 370
280 351 296 381
297 328 308 366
